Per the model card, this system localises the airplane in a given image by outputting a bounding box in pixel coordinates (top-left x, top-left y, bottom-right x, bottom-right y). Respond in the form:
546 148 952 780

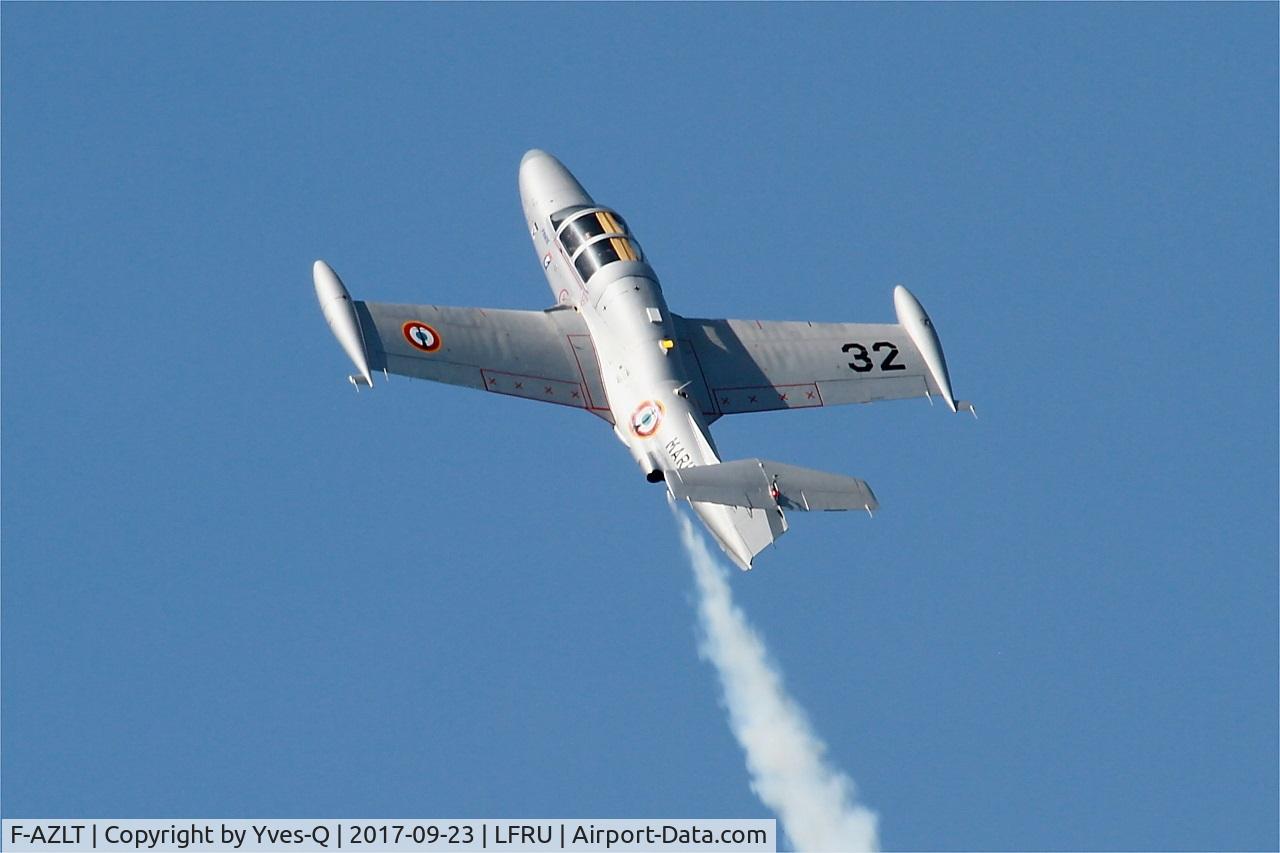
313 150 973 570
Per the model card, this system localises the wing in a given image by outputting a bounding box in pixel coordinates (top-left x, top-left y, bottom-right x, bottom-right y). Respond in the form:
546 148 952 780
673 287 964 417
353 300 613 422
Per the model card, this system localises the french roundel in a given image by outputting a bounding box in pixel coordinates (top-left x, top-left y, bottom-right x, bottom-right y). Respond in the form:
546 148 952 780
402 321 442 353
630 400 664 438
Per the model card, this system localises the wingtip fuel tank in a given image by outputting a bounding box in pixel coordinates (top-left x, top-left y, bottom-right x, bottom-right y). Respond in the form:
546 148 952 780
313 259 374 388
893 285 959 412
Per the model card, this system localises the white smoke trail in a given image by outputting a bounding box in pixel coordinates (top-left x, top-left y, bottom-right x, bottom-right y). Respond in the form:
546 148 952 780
671 506 880 853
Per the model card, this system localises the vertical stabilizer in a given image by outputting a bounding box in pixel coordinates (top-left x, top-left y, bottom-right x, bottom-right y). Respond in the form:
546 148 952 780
689 501 785 571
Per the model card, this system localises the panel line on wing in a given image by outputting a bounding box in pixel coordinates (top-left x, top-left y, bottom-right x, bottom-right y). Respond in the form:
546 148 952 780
480 369 588 410
712 382 824 414
566 333 614 417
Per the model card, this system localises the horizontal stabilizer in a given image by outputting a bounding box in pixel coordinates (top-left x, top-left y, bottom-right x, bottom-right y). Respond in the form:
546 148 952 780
667 459 878 513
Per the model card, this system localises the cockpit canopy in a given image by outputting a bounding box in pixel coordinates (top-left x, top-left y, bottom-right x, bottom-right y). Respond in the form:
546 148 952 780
552 206 644 282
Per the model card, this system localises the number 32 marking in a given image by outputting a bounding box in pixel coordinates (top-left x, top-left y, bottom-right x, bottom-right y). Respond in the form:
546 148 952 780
842 341 906 373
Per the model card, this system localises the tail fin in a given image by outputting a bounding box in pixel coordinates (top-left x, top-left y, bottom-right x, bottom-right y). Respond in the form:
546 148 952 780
686 500 784 572
667 459 878 513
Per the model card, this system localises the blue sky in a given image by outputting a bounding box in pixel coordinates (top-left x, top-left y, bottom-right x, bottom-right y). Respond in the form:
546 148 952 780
3 4 1276 850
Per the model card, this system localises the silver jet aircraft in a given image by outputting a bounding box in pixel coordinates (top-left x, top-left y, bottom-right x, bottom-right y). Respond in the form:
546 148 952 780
314 150 972 569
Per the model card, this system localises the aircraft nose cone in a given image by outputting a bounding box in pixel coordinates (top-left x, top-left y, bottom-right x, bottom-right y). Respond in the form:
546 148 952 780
519 148 592 217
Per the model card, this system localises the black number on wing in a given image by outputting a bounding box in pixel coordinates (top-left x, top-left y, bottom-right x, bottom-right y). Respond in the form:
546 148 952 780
842 342 874 372
873 341 906 371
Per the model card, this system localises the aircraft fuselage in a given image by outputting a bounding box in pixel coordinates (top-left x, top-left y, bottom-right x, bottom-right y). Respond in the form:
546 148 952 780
518 151 771 565
519 151 715 473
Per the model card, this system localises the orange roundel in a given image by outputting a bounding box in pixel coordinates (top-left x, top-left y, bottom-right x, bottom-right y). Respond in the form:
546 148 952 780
630 399 665 438
402 321 442 353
